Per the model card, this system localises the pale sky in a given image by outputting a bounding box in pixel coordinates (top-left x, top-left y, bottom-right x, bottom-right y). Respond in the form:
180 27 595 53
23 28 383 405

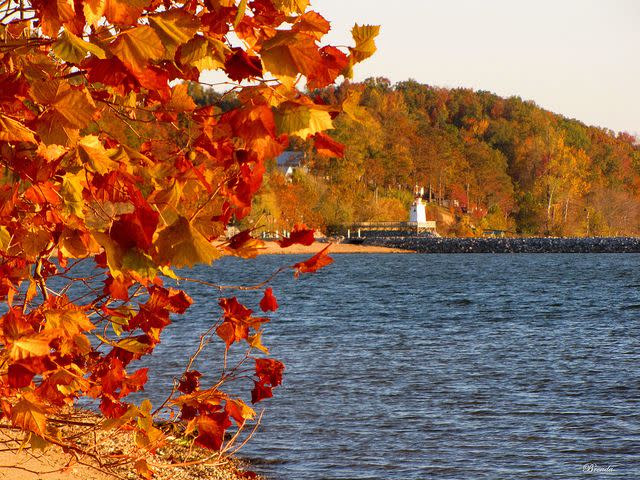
202 1 639 135
317 0 640 135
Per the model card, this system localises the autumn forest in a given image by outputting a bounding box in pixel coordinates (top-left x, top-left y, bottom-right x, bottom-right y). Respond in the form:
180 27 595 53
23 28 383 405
190 78 640 237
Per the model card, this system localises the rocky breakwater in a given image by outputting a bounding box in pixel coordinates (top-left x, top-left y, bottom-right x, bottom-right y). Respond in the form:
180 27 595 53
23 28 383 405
361 236 640 253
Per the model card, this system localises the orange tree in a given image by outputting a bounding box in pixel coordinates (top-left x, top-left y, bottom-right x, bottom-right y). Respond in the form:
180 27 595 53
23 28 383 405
0 0 378 476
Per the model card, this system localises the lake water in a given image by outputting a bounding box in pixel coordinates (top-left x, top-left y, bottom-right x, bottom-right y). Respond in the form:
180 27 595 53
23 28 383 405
137 254 639 479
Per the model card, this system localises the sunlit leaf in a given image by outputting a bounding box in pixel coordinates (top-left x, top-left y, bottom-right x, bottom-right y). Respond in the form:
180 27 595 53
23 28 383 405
349 24 380 63
0 114 37 143
149 10 200 58
83 0 106 27
52 29 106 64
111 26 165 72
274 101 333 138
179 36 229 72
272 0 309 14
154 216 222 268
11 394 47 436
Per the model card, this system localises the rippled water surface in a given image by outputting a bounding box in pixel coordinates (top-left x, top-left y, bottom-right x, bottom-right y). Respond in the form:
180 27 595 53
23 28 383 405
140 254 639 479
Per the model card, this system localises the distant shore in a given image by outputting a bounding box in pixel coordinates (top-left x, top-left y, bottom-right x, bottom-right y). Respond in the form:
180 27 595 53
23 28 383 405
360 236 640 253
256 237 640 255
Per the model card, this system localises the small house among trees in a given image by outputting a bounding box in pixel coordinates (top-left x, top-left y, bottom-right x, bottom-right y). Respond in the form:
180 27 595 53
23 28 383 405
276 151 308 178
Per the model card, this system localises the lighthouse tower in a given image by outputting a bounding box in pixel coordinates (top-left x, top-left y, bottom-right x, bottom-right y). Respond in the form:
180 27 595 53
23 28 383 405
409 186 427 226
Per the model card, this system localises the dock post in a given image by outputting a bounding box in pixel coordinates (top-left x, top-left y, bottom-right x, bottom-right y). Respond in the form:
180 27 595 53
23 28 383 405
347 229 351 239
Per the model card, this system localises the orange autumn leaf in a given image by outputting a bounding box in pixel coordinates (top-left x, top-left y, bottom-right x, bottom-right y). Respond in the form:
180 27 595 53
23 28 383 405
292 245 333 277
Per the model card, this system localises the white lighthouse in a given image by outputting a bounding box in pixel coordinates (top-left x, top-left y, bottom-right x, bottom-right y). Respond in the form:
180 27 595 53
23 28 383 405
410 186 427 227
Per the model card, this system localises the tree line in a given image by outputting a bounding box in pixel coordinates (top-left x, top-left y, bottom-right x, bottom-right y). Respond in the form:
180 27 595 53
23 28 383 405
196 78 640 237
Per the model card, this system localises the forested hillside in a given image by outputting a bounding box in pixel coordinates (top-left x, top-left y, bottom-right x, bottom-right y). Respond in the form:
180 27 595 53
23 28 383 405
189 79 640 236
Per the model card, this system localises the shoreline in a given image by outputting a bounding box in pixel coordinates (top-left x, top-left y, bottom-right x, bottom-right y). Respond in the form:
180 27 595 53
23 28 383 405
256 237 640 255
361 236 640 253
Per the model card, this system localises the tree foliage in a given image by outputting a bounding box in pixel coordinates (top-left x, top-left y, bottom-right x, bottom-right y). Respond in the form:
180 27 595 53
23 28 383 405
0 0 377 476
226 79 640 236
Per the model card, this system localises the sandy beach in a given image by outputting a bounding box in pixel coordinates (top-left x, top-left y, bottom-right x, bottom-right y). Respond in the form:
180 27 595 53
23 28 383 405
257 241 413 255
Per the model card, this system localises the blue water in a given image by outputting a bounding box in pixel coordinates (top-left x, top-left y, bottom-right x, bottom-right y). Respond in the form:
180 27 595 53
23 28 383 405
136 254 640 479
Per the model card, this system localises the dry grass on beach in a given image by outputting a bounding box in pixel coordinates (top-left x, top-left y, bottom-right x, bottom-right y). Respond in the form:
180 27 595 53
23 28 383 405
0 412 259 480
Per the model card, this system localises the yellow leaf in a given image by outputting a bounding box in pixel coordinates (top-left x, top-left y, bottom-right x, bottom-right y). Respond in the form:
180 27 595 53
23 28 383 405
248 331 269 354
83 0 106 27
154 216 221 268
272 0 309 14
11 395 47 436
9 334 51 360
274 101 333 138
28 433 51 452
111 26 165 72
44 309 95 336
0 114 37 143
122 248 157 281
159 265 178 280
77 135 118 174
60 171 85 218
341 89 370 124
149 10 200 58
349 24 380 63
0 226 11 251
53 29 106 64
114 337 150 354
179 36 229 72
94 232 129 281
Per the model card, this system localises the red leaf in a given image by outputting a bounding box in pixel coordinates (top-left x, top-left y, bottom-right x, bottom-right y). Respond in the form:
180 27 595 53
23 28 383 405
225 48 263 82
292 245 333 277
251 381 272 404
277 224 315 248
259 288 278 312
313 132 345 158
8 363 35 388
178 370 202 394
219 297 253 321
100 397 129 419
255 358 284 387
195 412 231 450
227 229 253 250
110 197 159 251
216 297 269 348
306 45 349 90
